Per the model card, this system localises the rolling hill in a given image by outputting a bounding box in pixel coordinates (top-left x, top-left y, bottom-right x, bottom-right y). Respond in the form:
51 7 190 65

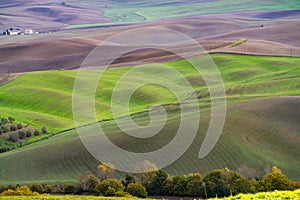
1 0 300 31
0 53 299 184
0 96 299 184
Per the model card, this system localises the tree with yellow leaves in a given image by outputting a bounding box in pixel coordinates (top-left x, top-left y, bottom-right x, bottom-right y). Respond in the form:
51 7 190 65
98 162 115 180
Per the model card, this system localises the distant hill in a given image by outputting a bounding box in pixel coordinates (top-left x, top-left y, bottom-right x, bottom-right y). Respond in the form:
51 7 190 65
1 0 300 30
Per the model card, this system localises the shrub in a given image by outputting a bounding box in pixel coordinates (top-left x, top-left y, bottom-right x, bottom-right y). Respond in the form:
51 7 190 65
26 130 32 138
1 126 9 133
95 179 124 196
10 125 17 131
17 124 23 129
44 185 52 193
63 184 76 194
126 183 147 198
0 186 40 196
30 184 43 193
9 133 18 142
1 118 8 124
84 175 100 193
8 116 15 123
264 166 292 191
34 130 40 136
41 127 47 134
18 131 26 140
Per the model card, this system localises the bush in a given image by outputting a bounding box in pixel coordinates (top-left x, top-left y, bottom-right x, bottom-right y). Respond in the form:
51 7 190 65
127 183 147 198
1 118 8 124
34 130 40 136
8 116 15 123
41 127 47 134
95 179 124 196
84 175 100 193
63 184 76 194
9 133 18 142
1 126 9 133
17 124 23 129
30 184 43 194
264 166 292 191
0 186 40 196
18 131 26 140
26 130 32 138
10 125 17 131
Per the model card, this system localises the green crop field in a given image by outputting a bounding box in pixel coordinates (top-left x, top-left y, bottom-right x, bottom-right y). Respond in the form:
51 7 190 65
0 54 299 184
0 54 299 132
210 189 300 200
66 0 300 28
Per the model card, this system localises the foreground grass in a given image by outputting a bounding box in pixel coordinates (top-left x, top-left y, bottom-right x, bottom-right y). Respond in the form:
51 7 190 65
210 189 300 200
0 196 143 200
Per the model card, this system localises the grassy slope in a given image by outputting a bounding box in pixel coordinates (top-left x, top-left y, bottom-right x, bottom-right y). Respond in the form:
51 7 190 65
0 54 299 184
67 0 300 28
0 54 299 132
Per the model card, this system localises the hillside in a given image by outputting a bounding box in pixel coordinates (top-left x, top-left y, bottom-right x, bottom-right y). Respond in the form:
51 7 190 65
0 54 299 184
1 0 300 31
0 54 299 132
0 97 299 184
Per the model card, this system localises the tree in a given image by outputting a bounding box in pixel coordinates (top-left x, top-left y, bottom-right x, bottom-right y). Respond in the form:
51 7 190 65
122 174 135 187
63 184 76 194
98 162 115 180
203 169 230 198
231 177 252 195
26 130 32 138
147 170 169 195
17 124 23 130
30 184 43 194
186 173 204 197
264 166 292 191
1 126 9 133
171 175 188 196
41 127 47 134
34 130 40 136
1 118 8 124
9 133 18 142
10 125 17 131
84 175 99 193
95 179 124 196
135 160 158 187
18 131 26 140
126 183 147 198
8 116 15 123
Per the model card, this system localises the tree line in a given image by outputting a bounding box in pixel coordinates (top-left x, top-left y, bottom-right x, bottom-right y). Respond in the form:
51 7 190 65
0 165 299 198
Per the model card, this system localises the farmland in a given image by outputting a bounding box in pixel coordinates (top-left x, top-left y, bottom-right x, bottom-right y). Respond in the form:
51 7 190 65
0 54 299 184
0 54 299 131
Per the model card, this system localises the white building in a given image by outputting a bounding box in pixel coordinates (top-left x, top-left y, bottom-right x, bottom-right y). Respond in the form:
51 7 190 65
25 28 34 35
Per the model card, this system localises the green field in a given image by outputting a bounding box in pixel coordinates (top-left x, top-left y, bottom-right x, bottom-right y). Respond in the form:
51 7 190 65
0 54 299 132
66 0 300 28
0 54 299 184
210 189 300 200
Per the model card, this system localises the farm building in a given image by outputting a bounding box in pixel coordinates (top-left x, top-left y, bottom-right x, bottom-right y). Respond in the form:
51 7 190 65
25 28 34 35
2 28 21 36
